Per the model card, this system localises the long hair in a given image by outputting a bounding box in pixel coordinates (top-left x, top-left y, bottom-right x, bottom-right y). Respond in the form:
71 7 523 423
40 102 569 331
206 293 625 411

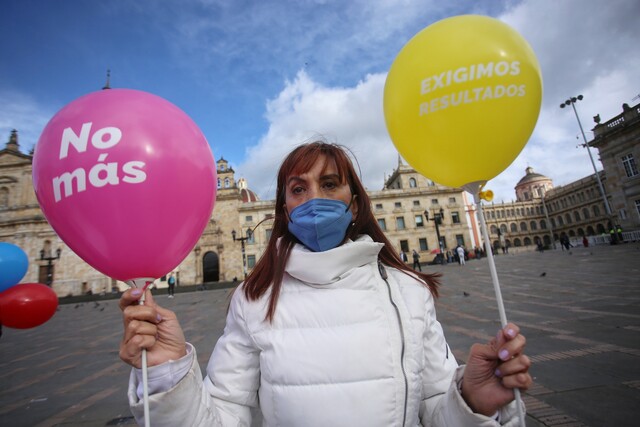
243 141 440 321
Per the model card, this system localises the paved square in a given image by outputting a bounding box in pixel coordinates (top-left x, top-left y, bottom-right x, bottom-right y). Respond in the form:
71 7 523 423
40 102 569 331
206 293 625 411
1 242 639 426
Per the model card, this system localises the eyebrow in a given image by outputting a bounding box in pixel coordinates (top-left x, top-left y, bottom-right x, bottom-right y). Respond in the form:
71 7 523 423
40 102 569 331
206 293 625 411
287 173 341 186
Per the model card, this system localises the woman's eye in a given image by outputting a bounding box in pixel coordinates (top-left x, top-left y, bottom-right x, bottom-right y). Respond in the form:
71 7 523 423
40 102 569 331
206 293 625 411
323 181 337 190
291 186 304 194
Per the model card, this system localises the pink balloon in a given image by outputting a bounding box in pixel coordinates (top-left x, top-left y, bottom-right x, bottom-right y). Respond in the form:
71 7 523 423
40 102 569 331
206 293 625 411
32 89 216 281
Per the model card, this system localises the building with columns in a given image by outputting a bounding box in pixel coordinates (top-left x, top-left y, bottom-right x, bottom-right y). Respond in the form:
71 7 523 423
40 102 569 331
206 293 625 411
1 101 637 296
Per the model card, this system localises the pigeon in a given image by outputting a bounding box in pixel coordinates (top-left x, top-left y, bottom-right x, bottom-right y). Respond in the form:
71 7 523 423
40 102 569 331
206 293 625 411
463 291 470 297
540 272 546 277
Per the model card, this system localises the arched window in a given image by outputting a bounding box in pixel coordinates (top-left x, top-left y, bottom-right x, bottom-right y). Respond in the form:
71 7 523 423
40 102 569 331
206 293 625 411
596 224 605 234
574 211 581 222
224 178 230 188
569 230 576 237
514 238 522 247
587 226 595 235
577 228 584 236
520 222 527 231
409 178 417 188
500 224 507 234
557 216 564 226
565 213 572 224
490 225 498 234
593 205 601 217
540 219 547 229
582 208 590 219
524 237 532 246
217 178 221 189
530 221 537 231
510 223 517 232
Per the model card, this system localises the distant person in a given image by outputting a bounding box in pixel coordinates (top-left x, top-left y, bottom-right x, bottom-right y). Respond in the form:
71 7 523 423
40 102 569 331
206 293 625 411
400 249 408 263
582 236 589 247
119 141 530 426
456 245 466 266
167 272 176 298
412 249 421 271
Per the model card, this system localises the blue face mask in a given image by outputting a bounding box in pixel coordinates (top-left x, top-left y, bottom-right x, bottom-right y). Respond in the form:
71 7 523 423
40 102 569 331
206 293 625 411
287 198 353 252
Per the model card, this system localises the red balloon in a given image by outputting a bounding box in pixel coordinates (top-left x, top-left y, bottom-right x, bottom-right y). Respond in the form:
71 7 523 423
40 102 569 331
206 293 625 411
0 283 59 329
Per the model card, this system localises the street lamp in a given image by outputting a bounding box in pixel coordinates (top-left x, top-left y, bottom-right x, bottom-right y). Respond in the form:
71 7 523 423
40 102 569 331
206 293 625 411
40 247 61 286
539 188 557 249
231 228 253 278
560 95 614 226
424 208 445 263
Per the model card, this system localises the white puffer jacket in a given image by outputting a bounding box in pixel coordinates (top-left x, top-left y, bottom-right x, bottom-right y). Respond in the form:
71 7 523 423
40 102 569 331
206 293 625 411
129 235 520 426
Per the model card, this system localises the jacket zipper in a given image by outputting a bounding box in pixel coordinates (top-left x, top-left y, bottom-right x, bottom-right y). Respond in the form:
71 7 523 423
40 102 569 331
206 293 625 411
378 262 408 427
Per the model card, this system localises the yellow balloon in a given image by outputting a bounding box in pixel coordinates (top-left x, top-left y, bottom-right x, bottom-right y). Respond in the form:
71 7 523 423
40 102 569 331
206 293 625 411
384 15 542 188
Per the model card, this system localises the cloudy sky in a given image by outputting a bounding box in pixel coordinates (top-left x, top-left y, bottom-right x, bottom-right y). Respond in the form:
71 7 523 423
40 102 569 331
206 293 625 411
1 0 639 203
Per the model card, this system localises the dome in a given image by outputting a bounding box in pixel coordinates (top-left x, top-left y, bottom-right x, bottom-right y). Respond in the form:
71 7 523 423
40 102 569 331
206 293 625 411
516 166 550 187
237 178 259 203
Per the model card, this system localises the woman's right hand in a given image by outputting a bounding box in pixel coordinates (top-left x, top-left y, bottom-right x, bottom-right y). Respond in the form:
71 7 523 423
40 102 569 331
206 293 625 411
119 288 187 368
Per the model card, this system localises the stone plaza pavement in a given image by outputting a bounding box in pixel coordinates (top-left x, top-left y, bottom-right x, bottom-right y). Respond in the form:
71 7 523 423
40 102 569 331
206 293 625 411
0 241 639 426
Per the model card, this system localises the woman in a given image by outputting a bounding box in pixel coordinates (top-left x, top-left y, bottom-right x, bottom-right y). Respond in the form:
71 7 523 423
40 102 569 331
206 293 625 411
120 141 531 426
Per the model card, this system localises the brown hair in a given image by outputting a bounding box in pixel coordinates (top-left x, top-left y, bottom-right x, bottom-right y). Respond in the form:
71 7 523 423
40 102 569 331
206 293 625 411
243 141 440 321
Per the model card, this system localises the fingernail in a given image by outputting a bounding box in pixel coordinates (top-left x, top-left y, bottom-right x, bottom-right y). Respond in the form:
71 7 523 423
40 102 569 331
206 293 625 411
156 314 162 322
494 368 502 377
131 289 142 296
506 328 516 338
499 349 510 360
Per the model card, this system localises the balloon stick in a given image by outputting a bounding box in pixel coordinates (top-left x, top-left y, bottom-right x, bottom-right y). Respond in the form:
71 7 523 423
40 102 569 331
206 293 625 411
463 182 526 427
127 278 155 427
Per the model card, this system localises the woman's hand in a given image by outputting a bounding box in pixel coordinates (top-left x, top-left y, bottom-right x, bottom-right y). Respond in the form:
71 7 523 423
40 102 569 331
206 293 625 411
461 323 532 416
119 288 187 368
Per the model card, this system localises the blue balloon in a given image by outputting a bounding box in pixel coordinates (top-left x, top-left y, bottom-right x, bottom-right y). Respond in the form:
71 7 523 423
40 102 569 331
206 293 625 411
0 242 29 292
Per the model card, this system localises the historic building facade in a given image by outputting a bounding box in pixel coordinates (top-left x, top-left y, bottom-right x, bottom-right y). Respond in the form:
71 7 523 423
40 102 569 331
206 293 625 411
1 101 637 296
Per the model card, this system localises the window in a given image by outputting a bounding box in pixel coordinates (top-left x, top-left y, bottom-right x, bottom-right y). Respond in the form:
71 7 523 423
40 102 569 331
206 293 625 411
574 211 581 222
245 215 253 222
636 199 640 219
520 222 527 231
500 224 507 234
540 219 547 229
415 215 424 227
375 203 383 210
419 238 428 251
247 232 255 244
247 255 256 269
224 177 230 188
530 221 537 231
431 199 439 205
622 154 639 177
400 240 409 252
582 208 590 219
394 202 402 209
413 200 420 206
378 218 387 231
456 234 465 246
265 229 272 241
490 225 498 234
510 223 517 232
593 205 601 217
0 187 8 208
409 178 417 188
449 197 456 203
396 217 406 230
452 211 460 223
565 213 572 224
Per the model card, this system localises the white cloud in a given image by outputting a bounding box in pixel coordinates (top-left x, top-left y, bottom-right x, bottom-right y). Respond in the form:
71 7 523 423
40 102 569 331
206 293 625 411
0 91 53 153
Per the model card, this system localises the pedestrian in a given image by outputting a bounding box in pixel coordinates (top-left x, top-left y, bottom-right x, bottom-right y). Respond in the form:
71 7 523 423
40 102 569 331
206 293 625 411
456 245 466 266
412 249 421 271
399 249 408 263
582 235 589 247
446 250 453 263
167 272 176 298
119 141 530 426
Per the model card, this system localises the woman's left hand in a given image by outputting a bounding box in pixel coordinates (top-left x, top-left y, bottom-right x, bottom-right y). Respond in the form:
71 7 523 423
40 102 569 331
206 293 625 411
461 323 532 416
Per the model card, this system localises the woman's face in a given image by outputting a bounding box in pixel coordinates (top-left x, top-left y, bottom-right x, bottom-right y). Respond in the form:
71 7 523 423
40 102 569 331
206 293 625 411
284 155 356 219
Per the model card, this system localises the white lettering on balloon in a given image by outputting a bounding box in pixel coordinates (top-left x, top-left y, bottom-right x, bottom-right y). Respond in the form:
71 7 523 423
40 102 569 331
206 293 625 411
52 123 147 202
418 61 528 116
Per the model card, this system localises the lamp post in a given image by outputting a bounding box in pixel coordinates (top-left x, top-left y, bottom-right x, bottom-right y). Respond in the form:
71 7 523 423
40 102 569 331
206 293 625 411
425 208 444 264
560 95 614 226
40 247 61 286
231 228 253 278
540 188 557 249
194 246 202 286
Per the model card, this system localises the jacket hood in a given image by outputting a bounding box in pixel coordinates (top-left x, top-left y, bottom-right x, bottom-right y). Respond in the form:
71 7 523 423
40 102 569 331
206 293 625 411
285 234 383 285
